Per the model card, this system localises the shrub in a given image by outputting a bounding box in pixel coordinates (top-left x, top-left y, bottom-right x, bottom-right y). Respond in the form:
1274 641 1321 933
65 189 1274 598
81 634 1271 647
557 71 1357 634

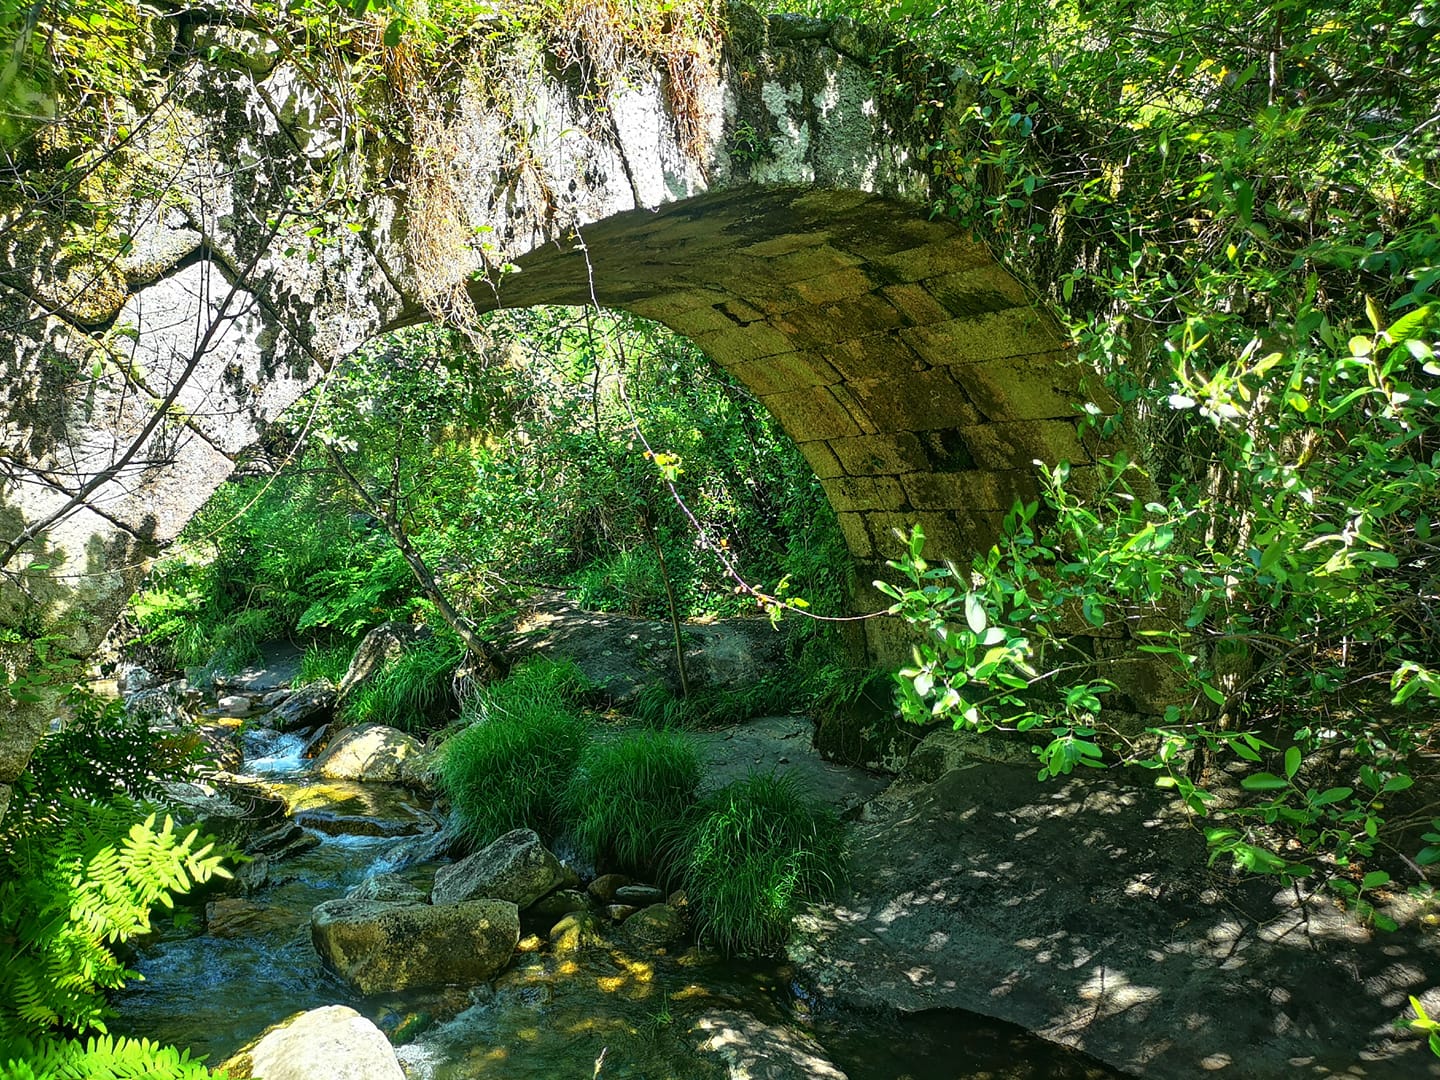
676 771 845 957
562 730 701 876
470 655 591 718
0 687 228 1078
342 631 464 732
437 661 592 846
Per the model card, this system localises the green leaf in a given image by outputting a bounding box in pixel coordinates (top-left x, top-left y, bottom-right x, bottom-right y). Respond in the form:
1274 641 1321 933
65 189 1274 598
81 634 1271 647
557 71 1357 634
1284 746 1301 780
1361 870 1390 890
1312 787 1352 805
383 17 404 46
1200 682 1226 705
1241 772 1289 791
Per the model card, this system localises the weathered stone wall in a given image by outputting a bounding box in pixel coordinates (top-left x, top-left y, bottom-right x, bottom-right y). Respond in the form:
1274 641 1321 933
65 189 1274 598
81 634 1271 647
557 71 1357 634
0 3 1123 814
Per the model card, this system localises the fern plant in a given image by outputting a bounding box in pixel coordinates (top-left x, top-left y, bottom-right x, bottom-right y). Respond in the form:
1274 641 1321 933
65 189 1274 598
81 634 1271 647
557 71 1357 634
0 1034 219 1080
0 807 230 1041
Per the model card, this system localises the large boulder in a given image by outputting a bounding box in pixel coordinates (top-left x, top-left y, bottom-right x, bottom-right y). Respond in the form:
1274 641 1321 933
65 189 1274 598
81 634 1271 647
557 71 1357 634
431 828 566 909
497 591 787 704
218 1004 404 1080
788 763 1440 1080
260 680 337 732
311 897 519 995
310 723 421 782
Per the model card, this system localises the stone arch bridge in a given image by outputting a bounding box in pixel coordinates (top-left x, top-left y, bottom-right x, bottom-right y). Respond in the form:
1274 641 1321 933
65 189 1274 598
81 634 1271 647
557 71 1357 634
0 4 1117 807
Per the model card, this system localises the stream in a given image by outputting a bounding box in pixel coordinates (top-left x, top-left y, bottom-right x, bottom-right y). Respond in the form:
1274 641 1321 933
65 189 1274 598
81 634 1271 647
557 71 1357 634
112 721 1124 1079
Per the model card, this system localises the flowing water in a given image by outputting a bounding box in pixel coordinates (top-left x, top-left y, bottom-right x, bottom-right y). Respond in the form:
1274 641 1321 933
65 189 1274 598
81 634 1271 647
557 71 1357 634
113 731 1125 1079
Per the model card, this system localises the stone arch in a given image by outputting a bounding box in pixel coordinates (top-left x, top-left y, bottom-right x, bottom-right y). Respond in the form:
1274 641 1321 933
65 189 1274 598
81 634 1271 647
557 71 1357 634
0 4 1116 806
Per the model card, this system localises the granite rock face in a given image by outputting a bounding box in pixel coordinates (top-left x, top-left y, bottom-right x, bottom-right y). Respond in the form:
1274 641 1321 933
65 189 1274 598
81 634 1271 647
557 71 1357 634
789 763 1440 1080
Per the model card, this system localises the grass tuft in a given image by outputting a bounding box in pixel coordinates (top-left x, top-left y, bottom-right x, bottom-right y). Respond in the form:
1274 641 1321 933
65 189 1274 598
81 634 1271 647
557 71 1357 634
675 771 845 957
437 659 592 847
299 641 354 685
562 730 701 876
342 631 463 732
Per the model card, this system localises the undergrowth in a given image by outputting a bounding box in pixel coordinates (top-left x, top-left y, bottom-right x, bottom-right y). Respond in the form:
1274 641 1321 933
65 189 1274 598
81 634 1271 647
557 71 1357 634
341 631 465 733
299 641 354 686
674 771 845 957
563 730 700 877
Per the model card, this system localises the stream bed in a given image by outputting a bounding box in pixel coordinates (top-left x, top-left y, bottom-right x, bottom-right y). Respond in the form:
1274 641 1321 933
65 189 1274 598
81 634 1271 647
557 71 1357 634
112 727 1125 1079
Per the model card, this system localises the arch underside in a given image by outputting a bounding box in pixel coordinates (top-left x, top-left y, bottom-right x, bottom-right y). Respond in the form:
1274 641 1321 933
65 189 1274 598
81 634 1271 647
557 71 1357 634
460 186 1112 658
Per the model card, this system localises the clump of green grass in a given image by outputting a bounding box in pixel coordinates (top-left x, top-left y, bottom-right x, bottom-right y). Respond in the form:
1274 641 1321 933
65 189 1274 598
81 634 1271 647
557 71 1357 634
472 655 591 718
343 631 464 732
562 730 701 876
629 676 799 730
675 771 845 957
437 659 592 847
299 641 354 685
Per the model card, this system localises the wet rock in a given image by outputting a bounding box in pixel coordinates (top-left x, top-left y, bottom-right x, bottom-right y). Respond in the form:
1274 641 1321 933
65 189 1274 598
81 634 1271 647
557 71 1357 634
374 1005 434 1047
247 821 321 860
587 872 631 903
692 1008 848 1080
260 687 291 708
432 828 566 909
348 872 427 903
604 903 640 922
261 681 336 732
262 778 440 839
310 723 421 782
530 888 590 919
613 884 664 905
549 911 607 953
155 779 254 846
219 1004 404 1080
217 693 254 717
624 903 685 947
311 897 519 995
205 897 302 939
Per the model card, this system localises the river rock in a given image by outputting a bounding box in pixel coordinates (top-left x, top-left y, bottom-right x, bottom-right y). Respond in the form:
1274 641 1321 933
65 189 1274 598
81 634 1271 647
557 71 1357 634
587 872 631 903
206 897 302 939
219 1004 404 1080
247 821 320 860
604 903 639 922
311 897 519 995
348 872 428 903
217 693 254 717
549 911 607 953
265 778 439 838
692 1009 847 1080
624 903 684 947
431 828 566 909
531 888 590 919
261 680 337 732
125 684 188 728
309 723 421 782
613 884 664 905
